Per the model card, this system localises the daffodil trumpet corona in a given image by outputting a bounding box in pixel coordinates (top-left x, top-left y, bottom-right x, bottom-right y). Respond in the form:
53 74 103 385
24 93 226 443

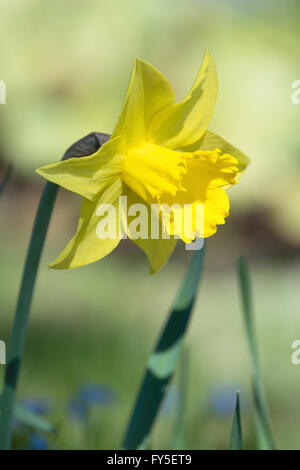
37 51 249 273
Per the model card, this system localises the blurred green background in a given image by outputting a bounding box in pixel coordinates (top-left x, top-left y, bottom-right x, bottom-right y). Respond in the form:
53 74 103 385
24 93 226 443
1 0 300 449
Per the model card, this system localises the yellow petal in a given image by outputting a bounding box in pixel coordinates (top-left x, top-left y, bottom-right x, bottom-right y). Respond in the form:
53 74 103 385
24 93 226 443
134 236 177 274
111 59 175 149
122 141 186 205
159 188 230 242
49 178 123 269
125 187 177 274
148 50 218 149
36 137 123 200
159 148 239 240
203 188 230 237
181 130 250 173
184 148 239 191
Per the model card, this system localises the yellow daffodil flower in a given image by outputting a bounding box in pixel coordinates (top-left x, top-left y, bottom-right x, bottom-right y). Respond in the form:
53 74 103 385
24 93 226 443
36 51 249 273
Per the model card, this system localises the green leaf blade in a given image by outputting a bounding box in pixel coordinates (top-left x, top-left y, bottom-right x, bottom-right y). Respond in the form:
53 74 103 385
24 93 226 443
122 247 205 450
14 402 55 433
0 396 54 434
172 349 188 450
238 256 275 450
230 390 243 450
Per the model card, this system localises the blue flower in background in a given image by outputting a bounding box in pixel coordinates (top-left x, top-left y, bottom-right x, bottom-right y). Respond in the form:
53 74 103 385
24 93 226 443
21 397 53 415
209 384 245 417
13 397 53 432
79 383 117 406
29 433 49 450
67 383 117 421
67 398 88 421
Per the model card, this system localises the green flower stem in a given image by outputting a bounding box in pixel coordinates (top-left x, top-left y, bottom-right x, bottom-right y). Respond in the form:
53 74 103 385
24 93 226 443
0 181 59 449
0 132 109 449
